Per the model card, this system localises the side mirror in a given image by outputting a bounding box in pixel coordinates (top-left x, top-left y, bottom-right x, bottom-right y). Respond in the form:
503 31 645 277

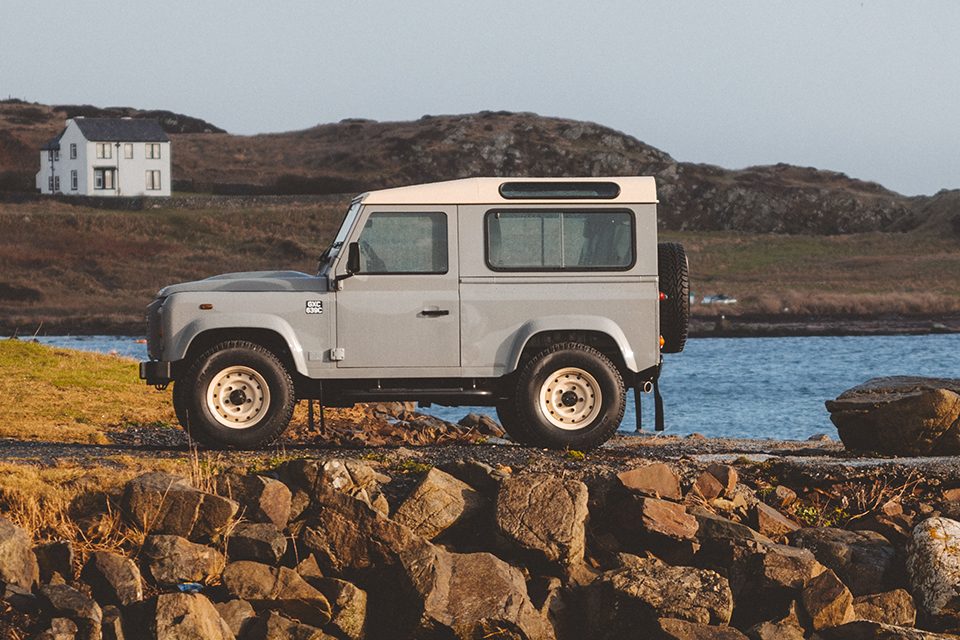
346 242 361 274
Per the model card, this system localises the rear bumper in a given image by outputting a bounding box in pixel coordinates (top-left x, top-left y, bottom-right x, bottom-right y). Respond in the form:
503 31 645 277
140 360 173 385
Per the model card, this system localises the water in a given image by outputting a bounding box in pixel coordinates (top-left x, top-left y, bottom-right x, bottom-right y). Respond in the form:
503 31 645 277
31 334 960 441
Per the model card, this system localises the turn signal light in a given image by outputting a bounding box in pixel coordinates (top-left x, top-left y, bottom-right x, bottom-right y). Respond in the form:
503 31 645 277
659 335 665 349
659 292 667 301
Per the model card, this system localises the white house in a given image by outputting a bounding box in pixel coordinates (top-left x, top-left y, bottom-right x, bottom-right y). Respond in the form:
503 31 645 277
36 117 171 197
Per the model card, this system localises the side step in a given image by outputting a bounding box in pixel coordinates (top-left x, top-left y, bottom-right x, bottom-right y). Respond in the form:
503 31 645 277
341 388 496 405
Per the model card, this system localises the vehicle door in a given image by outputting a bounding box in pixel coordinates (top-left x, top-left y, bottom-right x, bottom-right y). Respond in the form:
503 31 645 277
335 205 460 369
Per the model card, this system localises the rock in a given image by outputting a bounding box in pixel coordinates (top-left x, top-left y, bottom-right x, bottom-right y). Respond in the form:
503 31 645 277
617 495 699 542
213 599 257 639
0 516 39 590
495 473 589 566
752 503 799 540
825 376 960 455
753 543 826 592
34 541 75 584
693 509 771 545
154 592 234 640
299 487 426 579
247 610 331 640
705 464 738 497
280 458 391 517
141 534 225 586
618 463 682 500
38 583 101 639
2 582 36 613
816 620 960 639
746 620 805 640
789 527 897 596
215 472 292 528
439 459 505 494
227 522 288 564
907 517 960 619
80 551 143 606
221 560 332 627
768 486 798 510
585 557 733 636
655 617 749 639
853 589 917 627
311 577 367 640
121 472 239 540
398 543 555 640
692 472 726 501
34 618 78 640
799 569 855 631
392 467 483 539
295 554 324 579
101 605 124 640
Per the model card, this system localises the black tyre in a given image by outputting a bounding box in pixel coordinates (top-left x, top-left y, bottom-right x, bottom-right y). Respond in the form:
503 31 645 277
658 242 690 353
512 342 625 450
495 399 535 445
173 340 295 448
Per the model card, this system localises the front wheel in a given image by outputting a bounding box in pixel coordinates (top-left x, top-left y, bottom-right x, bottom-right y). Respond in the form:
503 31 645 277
512 342 625 450
173 340 295 448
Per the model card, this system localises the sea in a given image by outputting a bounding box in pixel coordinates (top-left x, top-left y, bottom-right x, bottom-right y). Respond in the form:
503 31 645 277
31 334 960 441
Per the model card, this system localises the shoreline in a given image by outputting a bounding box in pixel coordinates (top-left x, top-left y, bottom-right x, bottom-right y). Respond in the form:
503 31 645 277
6 312 960 339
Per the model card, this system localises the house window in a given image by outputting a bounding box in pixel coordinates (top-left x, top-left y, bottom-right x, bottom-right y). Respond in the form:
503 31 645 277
71 170 78 190
54 176 60 191
96 143 112 159
48 176 54 192
53 149 60 161
145 170 161 191
70 143 77 159
124 143 133 159
94 168 115 190
145 143 161 159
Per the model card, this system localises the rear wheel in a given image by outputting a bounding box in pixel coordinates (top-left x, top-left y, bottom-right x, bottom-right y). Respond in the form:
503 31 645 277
173 340 295 448
495 399 535 445
658 242 690 353
512 342 625 450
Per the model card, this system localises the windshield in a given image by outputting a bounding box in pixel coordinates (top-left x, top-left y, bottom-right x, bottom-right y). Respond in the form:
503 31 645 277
317 199 362 275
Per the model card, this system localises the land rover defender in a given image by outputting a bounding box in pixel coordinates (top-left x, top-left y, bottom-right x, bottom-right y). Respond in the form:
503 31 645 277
140 177 689 449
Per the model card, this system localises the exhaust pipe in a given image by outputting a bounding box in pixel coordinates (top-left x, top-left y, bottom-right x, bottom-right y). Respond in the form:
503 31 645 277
642 381 654 393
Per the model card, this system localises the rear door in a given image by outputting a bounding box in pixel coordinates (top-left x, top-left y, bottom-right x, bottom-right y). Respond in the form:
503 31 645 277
335 205 460 369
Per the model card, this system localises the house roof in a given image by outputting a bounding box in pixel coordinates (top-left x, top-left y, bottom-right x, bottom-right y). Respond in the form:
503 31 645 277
41 131 63 151
72 118 170 142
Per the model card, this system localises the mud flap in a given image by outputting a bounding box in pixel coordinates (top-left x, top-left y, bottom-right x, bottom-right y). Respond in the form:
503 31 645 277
654 378 665 431
634 383 643 431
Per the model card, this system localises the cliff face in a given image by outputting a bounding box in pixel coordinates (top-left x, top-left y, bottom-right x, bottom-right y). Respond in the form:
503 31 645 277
0 101 950 235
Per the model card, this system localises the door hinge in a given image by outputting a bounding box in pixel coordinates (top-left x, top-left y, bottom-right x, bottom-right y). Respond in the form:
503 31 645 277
329 347 345 361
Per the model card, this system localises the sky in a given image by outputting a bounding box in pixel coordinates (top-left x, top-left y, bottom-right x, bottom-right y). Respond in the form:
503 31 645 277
1 1 957 196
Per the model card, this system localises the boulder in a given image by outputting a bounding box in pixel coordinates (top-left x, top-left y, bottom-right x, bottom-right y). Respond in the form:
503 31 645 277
213 599 257 639
393 467 484 539
38 583 101 639
817 620 960 639
101 605 124 640
907 517 960 619
247 610 331 640
585 557 733 636
693 509 771 546
439 459 506 495
752 503 799 540
746 620 805 640
495 474 589 566
617 463 683 500
227 522 288 564
34 618 78 640
80 551 143 606
0 516 39 590
215 472 292 528
853 589 917 627
141 534 224 586
799 569 855 631
615 495 699 542
154 592 234 640
311 577 367 640
121 472 238 541
398 543 555 640
221 560 332 627
654 617 748 639
825 377 960 455
280 458 390 517
767 486 798 510
705 464 738 497
692 472 726 501
34 541 74 584
789 527 897 596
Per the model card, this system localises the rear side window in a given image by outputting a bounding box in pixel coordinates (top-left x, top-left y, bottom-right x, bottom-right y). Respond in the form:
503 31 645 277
358 211 448 274
486 209 634 271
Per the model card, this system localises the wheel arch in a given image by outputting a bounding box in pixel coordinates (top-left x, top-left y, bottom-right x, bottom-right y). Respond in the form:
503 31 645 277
172 318 308 376
505 316 638 376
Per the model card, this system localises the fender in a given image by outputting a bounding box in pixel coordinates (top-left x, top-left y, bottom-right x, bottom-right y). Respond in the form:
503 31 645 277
167 313 309 376
505 315 639 374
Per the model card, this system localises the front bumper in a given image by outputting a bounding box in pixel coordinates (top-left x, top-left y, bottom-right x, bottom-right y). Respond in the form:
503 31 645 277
140 360 173 385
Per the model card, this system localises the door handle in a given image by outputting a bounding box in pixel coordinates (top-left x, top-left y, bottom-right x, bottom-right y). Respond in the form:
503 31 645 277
421 308 450 317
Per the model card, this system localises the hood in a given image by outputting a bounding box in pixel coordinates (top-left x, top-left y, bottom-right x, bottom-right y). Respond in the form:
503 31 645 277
158 271 326 296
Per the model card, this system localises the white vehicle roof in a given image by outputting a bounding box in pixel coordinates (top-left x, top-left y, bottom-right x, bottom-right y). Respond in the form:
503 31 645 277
360 177 657 205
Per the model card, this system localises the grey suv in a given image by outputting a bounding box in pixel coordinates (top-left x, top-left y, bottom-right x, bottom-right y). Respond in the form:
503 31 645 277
140 178 689 449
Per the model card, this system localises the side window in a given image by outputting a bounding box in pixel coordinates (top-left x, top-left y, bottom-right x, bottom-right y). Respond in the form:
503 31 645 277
357 212 447 274
486 210 633 271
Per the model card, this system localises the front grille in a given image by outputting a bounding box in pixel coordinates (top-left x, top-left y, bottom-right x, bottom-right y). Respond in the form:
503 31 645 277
146 297 164 360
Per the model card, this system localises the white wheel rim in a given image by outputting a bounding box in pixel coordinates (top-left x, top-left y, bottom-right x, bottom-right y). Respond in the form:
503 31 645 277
538 367 602 430
206 365 271 429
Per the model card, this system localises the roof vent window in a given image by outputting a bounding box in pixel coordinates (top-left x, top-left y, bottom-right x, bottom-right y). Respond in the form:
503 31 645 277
499 181 620 200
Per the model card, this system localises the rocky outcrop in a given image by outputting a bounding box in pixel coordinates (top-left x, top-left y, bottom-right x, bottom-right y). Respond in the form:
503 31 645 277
826 377 960 456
